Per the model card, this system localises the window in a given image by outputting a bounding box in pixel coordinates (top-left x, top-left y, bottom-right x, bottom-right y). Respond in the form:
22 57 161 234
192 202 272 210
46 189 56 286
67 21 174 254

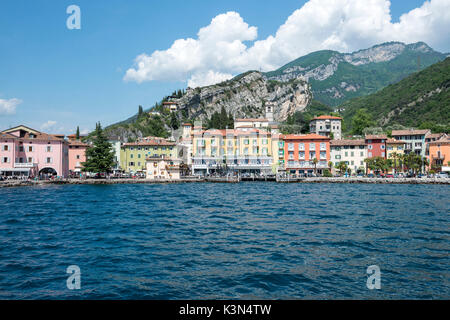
129 162 135 166
382 152 385 157
320 152 326 159
28 157 33 163
309 152 316 159
2 157 9 163
138 154 141 158
360 152 364 157
368 145 373 150
288 152 294 160
138 162 141 166
345 152 348 157
46 146 52 152
309 143 316 151
320 143 326 151
381 145 385 150
2 145 8 151
299 143 305 151
368 152 372 158
130 154 134 159
288 143 294 151
262 139 268 145
335 155 341 160
299 151 305 160
46 157 52 164
351 161 354 165
262 148 268 155
19 146 24 152
351 152 354 157
130 147 134 151
28 146 33 152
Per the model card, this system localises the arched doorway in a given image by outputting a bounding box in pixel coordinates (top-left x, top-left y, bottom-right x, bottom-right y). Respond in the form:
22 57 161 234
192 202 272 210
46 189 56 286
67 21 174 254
39 167 58 179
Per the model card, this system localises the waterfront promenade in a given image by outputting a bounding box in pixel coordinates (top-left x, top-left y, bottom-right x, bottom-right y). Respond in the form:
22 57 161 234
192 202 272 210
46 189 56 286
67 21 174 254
1 176 449 188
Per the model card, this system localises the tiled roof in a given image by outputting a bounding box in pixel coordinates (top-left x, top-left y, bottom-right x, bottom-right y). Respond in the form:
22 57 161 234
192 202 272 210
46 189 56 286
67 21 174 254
282 133 331 140
330 139 365 146
0 132 17 139
391 129 430 136
235 118 269 122
123 139 176 147
386 138 406 144
68 140 89 147
194 128 271 136
429 136 450 145
426 133 446 139
311 115 342 121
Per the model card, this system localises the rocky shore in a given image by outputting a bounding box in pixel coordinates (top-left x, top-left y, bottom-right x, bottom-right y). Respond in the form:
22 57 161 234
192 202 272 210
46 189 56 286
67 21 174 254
1 177 449 188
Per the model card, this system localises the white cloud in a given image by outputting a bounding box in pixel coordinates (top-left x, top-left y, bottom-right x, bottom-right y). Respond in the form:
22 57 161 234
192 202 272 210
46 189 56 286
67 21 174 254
41 120 57 132
188 71 233 88
124 0 450 87
0 98 22 115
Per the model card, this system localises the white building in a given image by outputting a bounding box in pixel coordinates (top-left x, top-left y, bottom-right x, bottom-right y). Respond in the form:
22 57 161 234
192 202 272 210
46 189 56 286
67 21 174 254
310 115 343 140
108 140 122 171
146 156 181 180
330 139 367 173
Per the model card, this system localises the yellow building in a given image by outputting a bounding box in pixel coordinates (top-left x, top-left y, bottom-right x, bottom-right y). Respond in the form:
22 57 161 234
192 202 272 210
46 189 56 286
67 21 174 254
271 132 285 173
120 137 176 173
386 138 406 173
191 127 274 175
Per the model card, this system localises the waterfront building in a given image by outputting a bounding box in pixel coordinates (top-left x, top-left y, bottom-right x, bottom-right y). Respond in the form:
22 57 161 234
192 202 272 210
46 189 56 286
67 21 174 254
271 132 285 173
427 136 450 172
68 140 89 174
282 134 331 175
234 103 277 129
309 115 342 140
120 138 176 174
330 139 366 173
146 156 181 180
108 140 122 171
177 123 194 168
0 125 69 177
391 129 431 157
192 127 273 176
386 138 406 173
365 135 387 158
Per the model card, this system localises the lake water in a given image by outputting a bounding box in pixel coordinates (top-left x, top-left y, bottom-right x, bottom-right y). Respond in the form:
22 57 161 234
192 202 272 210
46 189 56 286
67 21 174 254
0 183 449 299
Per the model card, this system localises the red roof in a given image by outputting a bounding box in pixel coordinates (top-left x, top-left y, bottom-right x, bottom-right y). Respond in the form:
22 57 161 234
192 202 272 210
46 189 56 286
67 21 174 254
365 135 388 140
311 115 342 121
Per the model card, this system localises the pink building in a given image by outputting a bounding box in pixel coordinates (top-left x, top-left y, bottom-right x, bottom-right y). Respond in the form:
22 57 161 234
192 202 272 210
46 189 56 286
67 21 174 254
0 125 69 177
68 140 89 173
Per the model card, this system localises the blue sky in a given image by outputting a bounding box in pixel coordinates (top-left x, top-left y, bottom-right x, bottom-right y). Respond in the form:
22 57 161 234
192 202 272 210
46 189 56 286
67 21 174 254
0 0 447 135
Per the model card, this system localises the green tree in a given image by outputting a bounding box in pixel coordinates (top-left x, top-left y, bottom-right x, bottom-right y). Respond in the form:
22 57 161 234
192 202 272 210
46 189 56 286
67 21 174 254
76 126 80 140
351 108 375 135
82 123 115 174
170 112 180 130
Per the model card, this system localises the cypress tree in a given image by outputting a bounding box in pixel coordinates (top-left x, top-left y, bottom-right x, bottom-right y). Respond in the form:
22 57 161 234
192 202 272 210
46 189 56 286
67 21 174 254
82 122 115 173
76 126 80 140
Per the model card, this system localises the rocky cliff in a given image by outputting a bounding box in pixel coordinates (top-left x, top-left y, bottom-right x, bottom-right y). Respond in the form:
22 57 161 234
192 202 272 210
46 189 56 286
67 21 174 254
177 71 312 122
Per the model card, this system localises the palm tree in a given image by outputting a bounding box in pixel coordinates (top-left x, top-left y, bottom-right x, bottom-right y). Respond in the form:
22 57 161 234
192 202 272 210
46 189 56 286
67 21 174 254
312 158 319 176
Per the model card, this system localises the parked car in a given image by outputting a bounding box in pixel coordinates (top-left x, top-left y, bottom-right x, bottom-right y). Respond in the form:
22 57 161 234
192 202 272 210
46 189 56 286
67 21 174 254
93 173 106 179
436 172 449 178
357 173 365 177
417 174 427 178
367 174 375 178
386 174 394 178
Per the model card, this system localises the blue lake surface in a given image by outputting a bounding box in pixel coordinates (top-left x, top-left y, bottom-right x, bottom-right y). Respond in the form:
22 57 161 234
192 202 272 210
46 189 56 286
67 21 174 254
0 182 449 299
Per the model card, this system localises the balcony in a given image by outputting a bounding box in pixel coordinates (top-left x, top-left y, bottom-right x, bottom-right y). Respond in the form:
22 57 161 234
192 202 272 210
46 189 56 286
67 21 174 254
14 162 36 168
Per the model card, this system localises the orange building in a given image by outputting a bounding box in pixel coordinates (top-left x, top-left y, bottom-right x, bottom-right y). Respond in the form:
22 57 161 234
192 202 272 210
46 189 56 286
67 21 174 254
428 136 450 171
68 140 89 174
282 134 331 175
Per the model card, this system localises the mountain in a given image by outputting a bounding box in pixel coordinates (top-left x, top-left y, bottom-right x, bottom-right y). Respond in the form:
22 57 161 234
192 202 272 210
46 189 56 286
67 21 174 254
341 57 450 132
265 42 447 106
103 71 332 141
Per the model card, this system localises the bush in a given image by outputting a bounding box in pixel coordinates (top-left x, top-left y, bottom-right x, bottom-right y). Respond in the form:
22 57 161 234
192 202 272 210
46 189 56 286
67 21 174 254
323 169 332 177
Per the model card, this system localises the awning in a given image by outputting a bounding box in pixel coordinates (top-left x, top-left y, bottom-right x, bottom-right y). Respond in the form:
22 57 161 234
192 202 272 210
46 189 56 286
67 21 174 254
0 168 31 172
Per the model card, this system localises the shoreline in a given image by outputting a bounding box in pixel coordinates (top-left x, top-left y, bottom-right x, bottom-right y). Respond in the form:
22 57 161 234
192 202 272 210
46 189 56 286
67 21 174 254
1 177 449 188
